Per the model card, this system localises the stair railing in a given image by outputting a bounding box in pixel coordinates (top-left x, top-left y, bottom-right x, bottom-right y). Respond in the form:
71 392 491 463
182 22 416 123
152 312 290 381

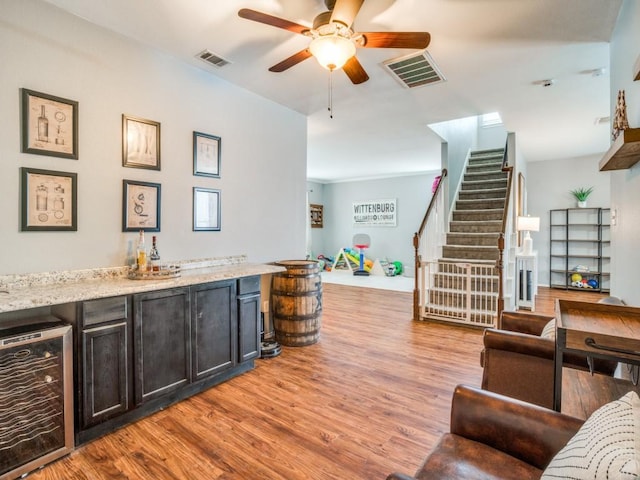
497 142 514 317
412 169 448 321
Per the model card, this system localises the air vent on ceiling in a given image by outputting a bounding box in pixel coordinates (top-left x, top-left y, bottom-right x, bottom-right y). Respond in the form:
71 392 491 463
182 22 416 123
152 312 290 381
383 51 445 89
196 49 231 68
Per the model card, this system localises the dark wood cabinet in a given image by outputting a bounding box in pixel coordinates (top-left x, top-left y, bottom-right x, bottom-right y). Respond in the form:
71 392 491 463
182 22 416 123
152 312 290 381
78 296 131 429
191 280 237 381
237 276 261 363
133 287 191 405
53 276 263 445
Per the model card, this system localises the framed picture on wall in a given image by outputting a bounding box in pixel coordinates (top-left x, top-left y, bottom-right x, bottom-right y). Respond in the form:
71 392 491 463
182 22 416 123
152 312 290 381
21 89 78 159
20 167 77 231
310 204 323 228
122 115 161 170
193 187 221 231
122 179 161 232
193 131 221 178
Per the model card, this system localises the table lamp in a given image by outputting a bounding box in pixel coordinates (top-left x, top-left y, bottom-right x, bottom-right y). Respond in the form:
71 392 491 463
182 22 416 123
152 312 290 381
517 215 540 256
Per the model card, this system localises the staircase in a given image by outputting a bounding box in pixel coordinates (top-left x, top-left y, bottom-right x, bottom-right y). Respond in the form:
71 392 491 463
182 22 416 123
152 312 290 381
423 148 507 326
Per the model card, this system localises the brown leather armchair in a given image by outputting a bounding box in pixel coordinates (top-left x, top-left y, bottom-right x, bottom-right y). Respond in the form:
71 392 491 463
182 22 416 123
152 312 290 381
480 311 617 409
386 384 583 480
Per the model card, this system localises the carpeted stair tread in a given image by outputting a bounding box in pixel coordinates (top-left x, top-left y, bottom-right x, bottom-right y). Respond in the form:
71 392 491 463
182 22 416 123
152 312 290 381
461 179 508 190
459 189 507 200
464 172 508 182
452 210 503 222
446 232 501 246
449 221 502 233
455 199 505 210
442 246 499 261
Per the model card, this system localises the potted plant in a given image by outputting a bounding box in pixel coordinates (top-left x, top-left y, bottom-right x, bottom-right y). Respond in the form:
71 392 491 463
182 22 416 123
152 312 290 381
570 186 594 208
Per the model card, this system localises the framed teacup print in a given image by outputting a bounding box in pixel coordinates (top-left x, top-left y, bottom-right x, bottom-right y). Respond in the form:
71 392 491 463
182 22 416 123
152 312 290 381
20 167 77 231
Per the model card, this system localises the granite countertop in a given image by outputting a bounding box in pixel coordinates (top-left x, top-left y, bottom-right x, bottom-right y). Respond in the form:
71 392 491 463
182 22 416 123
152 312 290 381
0 256 286 314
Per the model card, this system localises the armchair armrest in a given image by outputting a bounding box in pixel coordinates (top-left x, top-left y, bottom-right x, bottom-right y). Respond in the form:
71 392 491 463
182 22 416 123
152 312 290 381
499 311 555 335
450 385 583 470
483 328 554 361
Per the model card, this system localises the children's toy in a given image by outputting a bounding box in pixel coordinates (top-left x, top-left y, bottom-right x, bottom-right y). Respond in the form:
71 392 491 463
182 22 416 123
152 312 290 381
352 234 371 276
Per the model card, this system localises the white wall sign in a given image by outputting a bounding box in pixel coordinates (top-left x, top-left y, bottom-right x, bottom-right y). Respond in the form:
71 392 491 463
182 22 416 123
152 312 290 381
353 199 397 227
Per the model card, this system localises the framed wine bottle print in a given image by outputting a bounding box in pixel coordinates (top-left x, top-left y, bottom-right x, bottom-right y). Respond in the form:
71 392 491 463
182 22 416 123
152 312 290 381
20 89 79 160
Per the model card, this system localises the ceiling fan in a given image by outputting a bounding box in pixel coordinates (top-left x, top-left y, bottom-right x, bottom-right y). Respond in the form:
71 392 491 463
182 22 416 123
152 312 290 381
238 0 431 84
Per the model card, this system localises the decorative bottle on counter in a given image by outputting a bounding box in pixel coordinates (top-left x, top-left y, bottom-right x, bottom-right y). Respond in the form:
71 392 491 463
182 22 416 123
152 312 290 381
149 236 160 271
136 230 147 272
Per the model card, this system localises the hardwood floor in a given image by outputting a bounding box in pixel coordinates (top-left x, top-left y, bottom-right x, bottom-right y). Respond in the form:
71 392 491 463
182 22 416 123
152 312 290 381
30 284 605 480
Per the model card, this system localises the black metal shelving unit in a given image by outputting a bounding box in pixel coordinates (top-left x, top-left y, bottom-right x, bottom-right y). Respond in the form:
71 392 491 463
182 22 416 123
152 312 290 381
549 207 610 293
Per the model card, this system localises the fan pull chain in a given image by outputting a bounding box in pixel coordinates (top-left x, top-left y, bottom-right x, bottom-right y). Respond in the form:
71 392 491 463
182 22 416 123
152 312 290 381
328 69 333 119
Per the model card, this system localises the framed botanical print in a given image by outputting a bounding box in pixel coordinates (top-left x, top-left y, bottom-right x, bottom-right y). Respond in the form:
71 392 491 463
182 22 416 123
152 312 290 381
193 131 221 178
122 179 161 232
122 115 161 170
20 167 77 231
21 89 78 159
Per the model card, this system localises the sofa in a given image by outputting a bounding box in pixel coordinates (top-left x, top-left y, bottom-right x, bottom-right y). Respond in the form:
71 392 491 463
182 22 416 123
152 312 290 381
385 384 583 480
480 310 617 409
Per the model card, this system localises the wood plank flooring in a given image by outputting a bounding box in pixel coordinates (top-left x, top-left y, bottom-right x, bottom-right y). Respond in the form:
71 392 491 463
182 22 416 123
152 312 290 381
30 285 605 480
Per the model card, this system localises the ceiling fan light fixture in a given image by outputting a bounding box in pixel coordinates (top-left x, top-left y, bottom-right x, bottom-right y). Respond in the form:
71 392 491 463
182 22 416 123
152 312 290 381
309 34 356 71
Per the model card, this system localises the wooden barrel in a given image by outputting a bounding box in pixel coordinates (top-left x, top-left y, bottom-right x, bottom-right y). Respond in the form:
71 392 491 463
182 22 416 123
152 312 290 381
271 260 322 346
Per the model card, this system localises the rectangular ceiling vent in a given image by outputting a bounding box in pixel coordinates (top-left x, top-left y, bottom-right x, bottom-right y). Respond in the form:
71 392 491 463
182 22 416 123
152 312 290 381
196 49 231 68
383 51 445 89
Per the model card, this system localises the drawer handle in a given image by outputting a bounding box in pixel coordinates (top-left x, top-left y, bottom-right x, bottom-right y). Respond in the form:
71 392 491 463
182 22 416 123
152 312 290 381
584 337 640 358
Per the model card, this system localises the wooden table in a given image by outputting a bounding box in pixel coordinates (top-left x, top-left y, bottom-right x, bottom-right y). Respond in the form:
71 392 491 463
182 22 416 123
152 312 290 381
554 299 640 416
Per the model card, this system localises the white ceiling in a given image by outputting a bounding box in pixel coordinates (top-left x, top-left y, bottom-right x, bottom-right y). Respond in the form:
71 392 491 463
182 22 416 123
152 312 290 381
43 0 622 183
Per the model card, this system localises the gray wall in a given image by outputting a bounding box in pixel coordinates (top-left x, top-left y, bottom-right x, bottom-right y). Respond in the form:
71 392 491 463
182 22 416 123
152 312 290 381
609 0 640 304
314 173 440 276
527 155 611 286
0 0 308 275
308 181 326 256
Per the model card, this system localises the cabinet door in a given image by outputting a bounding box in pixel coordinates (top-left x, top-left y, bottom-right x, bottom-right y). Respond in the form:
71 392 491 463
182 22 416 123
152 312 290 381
191 280 237 381
81 321 129 428
133 288 191 405
238 293 260 362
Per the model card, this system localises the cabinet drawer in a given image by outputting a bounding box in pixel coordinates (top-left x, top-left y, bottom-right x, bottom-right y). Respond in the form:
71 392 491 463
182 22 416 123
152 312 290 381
238 275 260 295
82 296 128 328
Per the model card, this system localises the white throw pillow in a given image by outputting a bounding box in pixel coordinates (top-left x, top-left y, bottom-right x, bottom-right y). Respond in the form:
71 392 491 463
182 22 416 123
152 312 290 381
541 390 640 479
540 319 556 340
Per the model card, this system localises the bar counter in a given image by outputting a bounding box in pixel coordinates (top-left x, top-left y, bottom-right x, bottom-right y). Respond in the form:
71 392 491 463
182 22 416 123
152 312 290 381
0 255 285 314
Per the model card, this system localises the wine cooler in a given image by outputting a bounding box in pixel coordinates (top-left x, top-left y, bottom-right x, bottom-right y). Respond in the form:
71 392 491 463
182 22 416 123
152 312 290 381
0 316 73 480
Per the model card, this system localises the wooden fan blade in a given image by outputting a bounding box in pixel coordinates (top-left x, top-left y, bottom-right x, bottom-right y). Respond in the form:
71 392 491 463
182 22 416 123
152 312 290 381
359 32 431 49
343 56 369 84
269 49 313 72
330 0 365 28
238 8 310 35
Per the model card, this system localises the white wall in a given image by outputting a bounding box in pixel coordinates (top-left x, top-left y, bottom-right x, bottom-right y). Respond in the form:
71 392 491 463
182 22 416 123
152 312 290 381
609 0 640 305
0 0 307 275
319 173 440 276
429 116 478 207
527 155 611 286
